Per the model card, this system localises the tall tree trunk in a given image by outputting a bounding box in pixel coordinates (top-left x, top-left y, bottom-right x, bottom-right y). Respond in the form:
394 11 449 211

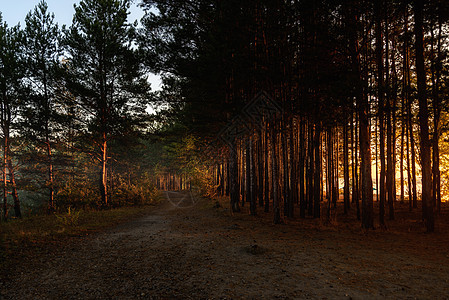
288 117 296 217
258 131 264 207
326 128 333 222
392 36 398 209
400 87 405 204
43 73 55 213
264 124 270 212
299 117 306 218
240 144 245 206
375 0 386 226
314 122 321 219
354 112 360 220
385 12 395 221
332 128 338 208
357 3 374 229
246 139 251 206
230 138 240 213
100 136 108 206
2 125 8 221
307 119 314 216
45 135 56 211
403 0 412 211
7 156 20 218
431 14 442 213
359 91 374 229
414 0 434 232
226 161 230 196
375 116 379 202
272 121 281 224
250 136 257 216
282 120 290 217
343 116 350 214
406 113 412 210
409 100 418 209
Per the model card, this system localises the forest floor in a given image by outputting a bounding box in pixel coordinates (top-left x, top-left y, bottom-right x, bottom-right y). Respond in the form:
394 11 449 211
1 191 449 299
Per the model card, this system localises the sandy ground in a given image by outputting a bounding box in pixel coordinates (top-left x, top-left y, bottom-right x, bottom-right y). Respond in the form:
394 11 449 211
1 191 449 299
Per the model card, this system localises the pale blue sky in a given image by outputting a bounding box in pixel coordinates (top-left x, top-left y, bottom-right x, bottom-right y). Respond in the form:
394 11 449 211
0 0 145 27
0 0 161 93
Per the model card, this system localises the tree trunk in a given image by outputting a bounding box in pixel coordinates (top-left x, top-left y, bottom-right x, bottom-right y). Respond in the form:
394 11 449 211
343 116 350 214
409 99 418 209
332 129 338 208
282 121 290 217
272 121 280 224
359 2 374 229
264 124 270 212
258 131 264 207
385 11 395 221
375 0 386 226
100 137 108 206
229 138 240 212
250 136 257 216
359 93 374 229
314 122 321 219
414 0 434 232
288 117 296 217
326 128 333 222
246 139 251 206
2 126 8 221
45 137 55 212
240 144 245 206
299 117 306 218
7 156 20 218
431 15 442 213
307 120 314 216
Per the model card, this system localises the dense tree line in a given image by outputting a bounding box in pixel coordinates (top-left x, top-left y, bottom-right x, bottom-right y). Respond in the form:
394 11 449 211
1 0 449 234
0 0 155 220
142 0 449 232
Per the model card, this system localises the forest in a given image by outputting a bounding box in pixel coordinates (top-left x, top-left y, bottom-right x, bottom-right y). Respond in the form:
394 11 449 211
143 0 449 233
0 0 448 236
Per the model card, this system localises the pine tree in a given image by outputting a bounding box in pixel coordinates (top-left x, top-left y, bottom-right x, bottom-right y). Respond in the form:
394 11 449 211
0 15 23 219
414 0 434 232
22 0 61 212
64 0 150 206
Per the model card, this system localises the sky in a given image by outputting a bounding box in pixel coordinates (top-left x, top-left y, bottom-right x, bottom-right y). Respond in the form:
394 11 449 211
0 0 162 91
1 0 144 27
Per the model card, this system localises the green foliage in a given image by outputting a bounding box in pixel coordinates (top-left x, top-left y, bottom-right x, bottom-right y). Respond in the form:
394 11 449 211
190 165 216 199
63 0 150 136
21 0 63 143
111 175 159 206
55 176 100 209
55 207 81 227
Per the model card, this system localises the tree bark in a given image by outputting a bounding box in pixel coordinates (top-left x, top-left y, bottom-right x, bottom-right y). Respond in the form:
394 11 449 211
375 0 386 226
7 156 20 218
100 137 108 206
299 117 306 218
414 0 434 232
385 8 395 221
272 121 281 224
313 122 321 219
264 124 270 212
343 116 350 214
2 122 8 221
249 136 257 216
431 14 442 213
229 138 240 213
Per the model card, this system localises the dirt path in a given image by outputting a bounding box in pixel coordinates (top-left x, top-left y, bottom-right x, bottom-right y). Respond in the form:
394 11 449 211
2 191 449 299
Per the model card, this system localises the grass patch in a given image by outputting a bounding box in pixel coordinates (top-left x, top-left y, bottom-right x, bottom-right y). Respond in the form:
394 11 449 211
0 203 158 274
